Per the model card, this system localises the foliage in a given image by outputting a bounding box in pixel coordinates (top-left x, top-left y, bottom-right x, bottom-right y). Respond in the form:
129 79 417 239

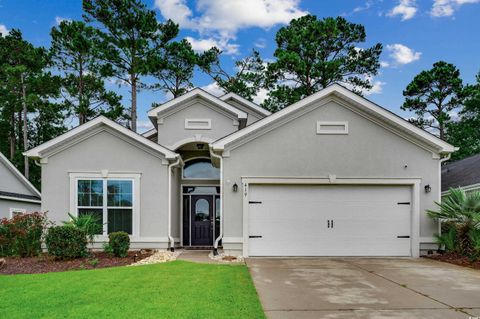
263 15 382 111
45 225 88 259
435 222 457 253
0 261 265 318
106 231 130 257
428 188 480 256
50 20 125 124
402 61 466 140
0 212 49 257
82 0 179 131
200 49 266 102
63 212 103 245
469 228 480 259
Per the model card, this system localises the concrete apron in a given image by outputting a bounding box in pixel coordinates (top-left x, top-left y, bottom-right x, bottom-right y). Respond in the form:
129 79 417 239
246 257 480 319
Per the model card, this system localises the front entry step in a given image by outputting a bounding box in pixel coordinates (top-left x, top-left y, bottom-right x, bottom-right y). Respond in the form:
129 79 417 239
183 246 215 250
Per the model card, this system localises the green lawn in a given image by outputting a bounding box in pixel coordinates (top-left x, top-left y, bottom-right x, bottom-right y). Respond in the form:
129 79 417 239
0 261 265 319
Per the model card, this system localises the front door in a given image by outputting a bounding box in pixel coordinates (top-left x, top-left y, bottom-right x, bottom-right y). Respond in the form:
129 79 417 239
190 195 214 246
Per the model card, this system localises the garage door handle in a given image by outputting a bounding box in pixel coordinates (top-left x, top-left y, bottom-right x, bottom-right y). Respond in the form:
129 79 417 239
249 235 262 238
397 235 410 238
249 201 262 204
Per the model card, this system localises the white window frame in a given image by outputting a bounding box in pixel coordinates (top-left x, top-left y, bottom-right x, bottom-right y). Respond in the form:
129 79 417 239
316 121 349 135
185 118 212 130
69 172 141 240
9 208 26 218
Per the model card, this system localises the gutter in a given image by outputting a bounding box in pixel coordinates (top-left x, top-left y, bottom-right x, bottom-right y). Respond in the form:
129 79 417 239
438 153 452 236
168 155 183 251
210 146 223 256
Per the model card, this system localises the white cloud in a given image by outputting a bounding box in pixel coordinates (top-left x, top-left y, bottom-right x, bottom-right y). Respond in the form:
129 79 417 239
0 24 8 36
156 0 307 53
254 38 267 49
386 44 421 64
380 61 390 68
387 0 418 20
430 0 480 17
137 119 154 132
201 82 225 96
253 88 269 104
55 16 71 25
186 36 239 55
364 80 386 96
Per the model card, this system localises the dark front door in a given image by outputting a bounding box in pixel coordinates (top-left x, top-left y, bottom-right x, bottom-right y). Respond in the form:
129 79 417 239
190 195 214 246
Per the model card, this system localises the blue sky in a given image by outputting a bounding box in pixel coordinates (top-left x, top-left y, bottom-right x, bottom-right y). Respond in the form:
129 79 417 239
0 0 479 132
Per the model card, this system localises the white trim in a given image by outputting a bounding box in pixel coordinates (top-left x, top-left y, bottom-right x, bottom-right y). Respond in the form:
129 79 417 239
169 136 215 151
441 183 480 196
184 118 212 130
24 116 178 160
316 121 349 135
9 207 26 218
0 152 41 198
147 88 247 119
212 84 456 154
0 195 41 204
241 176 422 258
420 237 437 244
141 128 157 138
69 172 141 240
220 92 271 117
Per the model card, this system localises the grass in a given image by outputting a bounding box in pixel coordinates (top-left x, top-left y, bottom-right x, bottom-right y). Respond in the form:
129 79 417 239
0 260 265 319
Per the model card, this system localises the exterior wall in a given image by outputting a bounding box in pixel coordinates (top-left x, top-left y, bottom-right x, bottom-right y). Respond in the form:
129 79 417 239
41 129 170 248
223 98 264 125
0 199 40 219
156 98 239 149
0 159 36 195
221 99 441 255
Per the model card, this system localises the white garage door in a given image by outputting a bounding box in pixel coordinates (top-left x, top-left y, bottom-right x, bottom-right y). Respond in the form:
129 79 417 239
248 184 412 257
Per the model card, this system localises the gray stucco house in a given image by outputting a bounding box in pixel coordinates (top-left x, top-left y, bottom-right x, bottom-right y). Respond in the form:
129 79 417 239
25 84 456 257
0 152 41 218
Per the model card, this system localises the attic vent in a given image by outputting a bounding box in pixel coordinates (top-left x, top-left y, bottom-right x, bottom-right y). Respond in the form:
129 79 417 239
185 119 212 130
316 121 348 135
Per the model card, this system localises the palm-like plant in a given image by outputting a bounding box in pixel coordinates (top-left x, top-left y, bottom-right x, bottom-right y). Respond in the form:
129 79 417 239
427 188 480 255
63 213 103 246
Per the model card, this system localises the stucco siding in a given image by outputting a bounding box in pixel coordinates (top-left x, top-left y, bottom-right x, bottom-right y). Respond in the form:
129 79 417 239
223 98 264 125
221 99 440 252
0 159 36 196
0 200 41 219
41 129 169 242
156 98 239 149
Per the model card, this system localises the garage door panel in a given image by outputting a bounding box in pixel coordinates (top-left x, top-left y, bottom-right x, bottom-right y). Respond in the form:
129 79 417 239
248 184 411 257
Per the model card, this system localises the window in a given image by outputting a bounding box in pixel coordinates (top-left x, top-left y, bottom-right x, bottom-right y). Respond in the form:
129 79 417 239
185 119 211 130
76 178 134 235
195 199 210 221
316 121 349 135
183 159 220 179
9 208 26 219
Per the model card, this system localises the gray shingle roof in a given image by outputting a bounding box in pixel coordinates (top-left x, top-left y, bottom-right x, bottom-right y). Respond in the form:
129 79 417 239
442 154 480 191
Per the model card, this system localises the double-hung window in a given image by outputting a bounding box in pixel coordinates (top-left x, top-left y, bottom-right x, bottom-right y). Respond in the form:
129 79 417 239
76 178 134 235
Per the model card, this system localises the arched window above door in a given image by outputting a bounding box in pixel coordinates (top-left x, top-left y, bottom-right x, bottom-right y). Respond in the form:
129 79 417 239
183 158 220 180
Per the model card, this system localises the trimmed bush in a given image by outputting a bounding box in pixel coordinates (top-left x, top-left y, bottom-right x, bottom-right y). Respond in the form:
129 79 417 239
107 232 130 257
45 226 87 259
0 213 49 257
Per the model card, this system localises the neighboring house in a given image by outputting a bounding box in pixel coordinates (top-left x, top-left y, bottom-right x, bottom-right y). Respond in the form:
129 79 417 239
442 153 480 196
0 152 41 219
25 84 456 257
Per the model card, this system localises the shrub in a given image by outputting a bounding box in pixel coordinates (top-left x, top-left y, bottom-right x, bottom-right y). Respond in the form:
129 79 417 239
469 229 480 260
64 213 103 245
0 213 49 257
435 223 457 253
107 232 130 257
45 226 87 259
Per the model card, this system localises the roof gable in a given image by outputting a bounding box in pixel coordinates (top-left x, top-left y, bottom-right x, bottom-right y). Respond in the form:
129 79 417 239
24 116 178 160
147 88 247 125
0 152 41 198
212 84 456 155
220 92 271 117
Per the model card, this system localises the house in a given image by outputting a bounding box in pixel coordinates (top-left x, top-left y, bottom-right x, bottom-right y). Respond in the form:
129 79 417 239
442 153 480 196
0 152 41 218
24 84 456 257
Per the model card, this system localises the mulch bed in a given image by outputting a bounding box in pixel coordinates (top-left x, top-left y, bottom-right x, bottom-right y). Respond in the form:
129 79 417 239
0 250 154 275
424 253 480 270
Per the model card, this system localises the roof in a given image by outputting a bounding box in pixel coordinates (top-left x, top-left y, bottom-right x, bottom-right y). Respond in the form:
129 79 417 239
24 116 178 160
141 128 157 139
212 84 456 154
0 152 41 199
220 92 271 117
442 153 480 191
147 88 248 123
0 190 41 203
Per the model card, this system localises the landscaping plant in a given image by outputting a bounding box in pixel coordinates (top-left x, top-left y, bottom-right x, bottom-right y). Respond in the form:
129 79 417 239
64 212 103 246
45 225 88 259
428 188 480 257
0 213 49 257
105 231 130 257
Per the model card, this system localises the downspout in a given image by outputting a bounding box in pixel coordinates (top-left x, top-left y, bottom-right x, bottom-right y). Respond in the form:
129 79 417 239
168 155 182 252
437 153 452 237
210 146 223 256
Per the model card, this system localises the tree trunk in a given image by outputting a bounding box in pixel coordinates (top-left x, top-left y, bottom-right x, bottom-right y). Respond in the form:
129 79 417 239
21 73 29 179
79 58 85 125
131 74 137 132
9 111 15 160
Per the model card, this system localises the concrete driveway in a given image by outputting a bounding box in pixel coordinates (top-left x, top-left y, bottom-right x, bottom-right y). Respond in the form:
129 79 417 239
246 257 480 319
